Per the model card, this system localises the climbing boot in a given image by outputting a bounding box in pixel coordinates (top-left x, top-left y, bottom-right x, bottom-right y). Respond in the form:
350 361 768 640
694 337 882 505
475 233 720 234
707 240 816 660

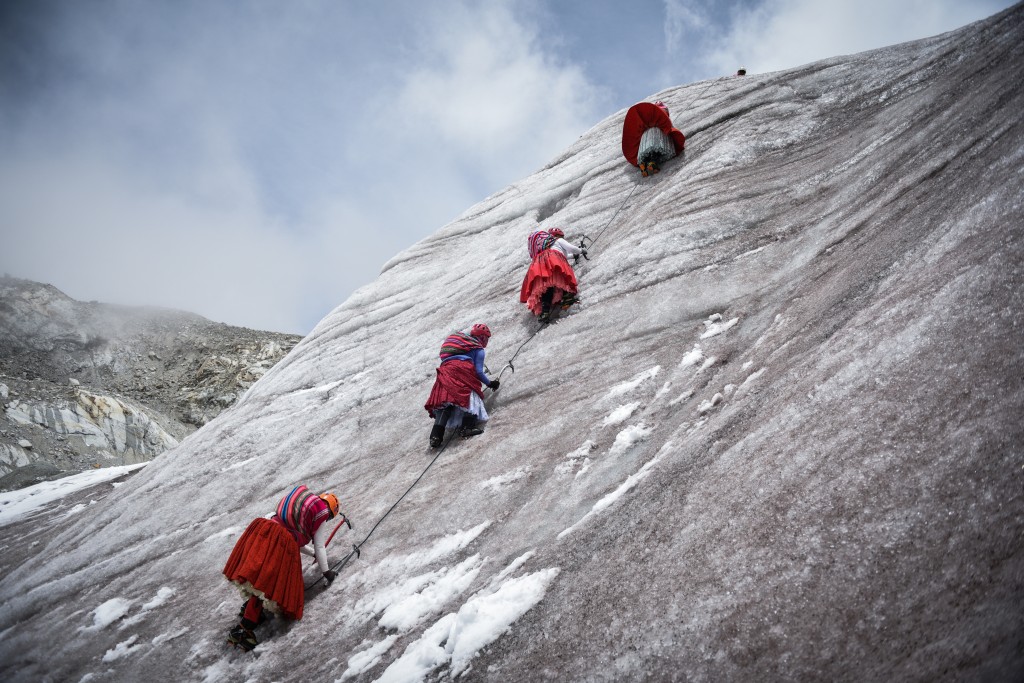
459 416 484 438
227 625 258 651
429 424 445 448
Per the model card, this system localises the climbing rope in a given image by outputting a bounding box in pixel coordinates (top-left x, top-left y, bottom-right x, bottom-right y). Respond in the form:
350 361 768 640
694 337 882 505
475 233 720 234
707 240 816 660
307 429 458 588
579 179 642 254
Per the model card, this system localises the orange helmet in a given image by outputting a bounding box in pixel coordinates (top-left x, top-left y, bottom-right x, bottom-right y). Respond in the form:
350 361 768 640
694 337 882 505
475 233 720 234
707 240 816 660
319 493 340 518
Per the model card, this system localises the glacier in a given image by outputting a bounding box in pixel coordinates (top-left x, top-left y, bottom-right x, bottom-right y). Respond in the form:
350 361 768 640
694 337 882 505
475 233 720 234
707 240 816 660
1 5 1022 682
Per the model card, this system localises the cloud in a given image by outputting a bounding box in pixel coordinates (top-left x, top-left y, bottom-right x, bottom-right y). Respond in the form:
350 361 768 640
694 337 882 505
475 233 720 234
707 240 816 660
663 0 712 54
0 1 605 333
373 2 605 189
700 0 1014 75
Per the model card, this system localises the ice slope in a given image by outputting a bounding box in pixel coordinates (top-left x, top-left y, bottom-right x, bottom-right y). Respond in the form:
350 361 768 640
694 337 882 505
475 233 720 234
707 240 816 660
1 6 1023 682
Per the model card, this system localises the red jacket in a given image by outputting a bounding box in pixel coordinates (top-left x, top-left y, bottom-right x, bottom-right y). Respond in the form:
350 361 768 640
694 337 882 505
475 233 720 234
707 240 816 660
621 102 686 167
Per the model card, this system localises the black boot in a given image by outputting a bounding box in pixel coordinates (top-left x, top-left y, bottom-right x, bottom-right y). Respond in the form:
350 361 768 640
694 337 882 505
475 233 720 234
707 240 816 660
459 415 483 438
540 288 554 323
429 424 445 448
228 623 258 651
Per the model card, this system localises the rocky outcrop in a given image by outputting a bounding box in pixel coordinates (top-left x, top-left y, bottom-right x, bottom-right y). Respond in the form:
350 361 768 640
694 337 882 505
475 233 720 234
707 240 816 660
0 277 300 490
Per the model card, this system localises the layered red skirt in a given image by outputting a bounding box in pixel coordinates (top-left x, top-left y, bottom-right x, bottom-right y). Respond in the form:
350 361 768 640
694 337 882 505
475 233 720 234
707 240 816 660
424 359 483 415
223 517 306 619
519 249 578 315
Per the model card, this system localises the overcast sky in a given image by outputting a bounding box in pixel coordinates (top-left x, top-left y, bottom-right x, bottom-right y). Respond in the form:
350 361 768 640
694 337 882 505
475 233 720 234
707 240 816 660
0 0 1013 334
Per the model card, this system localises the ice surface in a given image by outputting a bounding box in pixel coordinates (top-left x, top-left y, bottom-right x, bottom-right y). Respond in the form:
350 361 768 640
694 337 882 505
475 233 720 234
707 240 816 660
2 8 1023 682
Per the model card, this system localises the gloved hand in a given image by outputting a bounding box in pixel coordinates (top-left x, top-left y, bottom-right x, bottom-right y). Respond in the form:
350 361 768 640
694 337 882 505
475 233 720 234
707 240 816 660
323 570 337 585
581 248 588 257
489 380 500 391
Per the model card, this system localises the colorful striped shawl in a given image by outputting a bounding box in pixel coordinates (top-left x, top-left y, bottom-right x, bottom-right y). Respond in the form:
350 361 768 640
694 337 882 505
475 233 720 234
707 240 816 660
274 485 329 545
439 332 482 361
528 231 558 260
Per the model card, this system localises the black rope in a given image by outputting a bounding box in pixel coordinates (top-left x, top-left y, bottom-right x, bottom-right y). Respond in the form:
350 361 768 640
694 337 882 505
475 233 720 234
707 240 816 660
581 180 642 253
306 432 457 589
496 332 539 380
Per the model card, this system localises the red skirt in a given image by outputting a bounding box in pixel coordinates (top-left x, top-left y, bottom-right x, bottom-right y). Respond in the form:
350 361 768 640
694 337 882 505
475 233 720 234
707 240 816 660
424 359 482 415
519 249 578 315
223 517 306 619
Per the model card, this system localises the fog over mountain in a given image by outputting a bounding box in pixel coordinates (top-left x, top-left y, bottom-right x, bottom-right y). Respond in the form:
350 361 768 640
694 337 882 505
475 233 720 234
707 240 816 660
0 5 1021 682
0 277 299 491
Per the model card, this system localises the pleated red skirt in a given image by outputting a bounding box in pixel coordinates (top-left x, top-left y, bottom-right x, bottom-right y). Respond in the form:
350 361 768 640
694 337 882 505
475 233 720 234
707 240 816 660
520 249 578 315
424 359 482 415
223 517 306 619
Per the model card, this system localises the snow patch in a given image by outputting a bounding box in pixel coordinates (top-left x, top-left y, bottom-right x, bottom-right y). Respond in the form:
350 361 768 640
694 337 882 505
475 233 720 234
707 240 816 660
488 551 536 589
85 598 132 631
609 424 653 456
602 402 640 427
698 393 725 414
701 316 739 339
559 443 674 539
603 367 660 400
151 627 188 646
743 367 767 386
678 346 703 368
0 463 147 528
555 441 596 476
340 635 399 681
447 568 561 675
376 614 456 683
141 586 175 611
220 457 257 472
101 635 141 662
360 522 490 584
378 555 484 631
205 526 242 542
480 468 529 491
670 389 694 406
376 567 560 682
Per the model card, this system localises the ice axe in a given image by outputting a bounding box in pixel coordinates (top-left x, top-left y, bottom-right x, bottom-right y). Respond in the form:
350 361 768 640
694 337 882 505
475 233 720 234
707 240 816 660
325 512 352 547
574 235 592 264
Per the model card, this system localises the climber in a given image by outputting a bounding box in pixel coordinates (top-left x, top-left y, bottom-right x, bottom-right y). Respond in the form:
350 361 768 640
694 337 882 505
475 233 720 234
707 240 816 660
519 227 585 323
424 324 498 447
222 485 342 651
621 100 686 177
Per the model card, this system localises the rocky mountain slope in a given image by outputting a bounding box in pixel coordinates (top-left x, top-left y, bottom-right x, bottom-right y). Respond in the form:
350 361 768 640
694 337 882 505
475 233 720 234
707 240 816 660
0 5 1022 682
0 277 300 489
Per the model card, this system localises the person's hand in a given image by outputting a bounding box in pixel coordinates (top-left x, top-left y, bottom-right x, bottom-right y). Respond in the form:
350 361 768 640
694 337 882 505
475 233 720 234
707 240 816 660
489 380 500 391
323 570 337 585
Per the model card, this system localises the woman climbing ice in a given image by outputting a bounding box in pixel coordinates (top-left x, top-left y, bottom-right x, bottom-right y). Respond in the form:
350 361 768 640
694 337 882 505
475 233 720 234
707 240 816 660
221 485 342 651
519 227 585 323
621 100 686 177
424 324 499 448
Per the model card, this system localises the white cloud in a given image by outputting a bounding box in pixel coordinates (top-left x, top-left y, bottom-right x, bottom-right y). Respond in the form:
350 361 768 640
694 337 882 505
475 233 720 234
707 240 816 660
663 0 711 54
703 0 1014 75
